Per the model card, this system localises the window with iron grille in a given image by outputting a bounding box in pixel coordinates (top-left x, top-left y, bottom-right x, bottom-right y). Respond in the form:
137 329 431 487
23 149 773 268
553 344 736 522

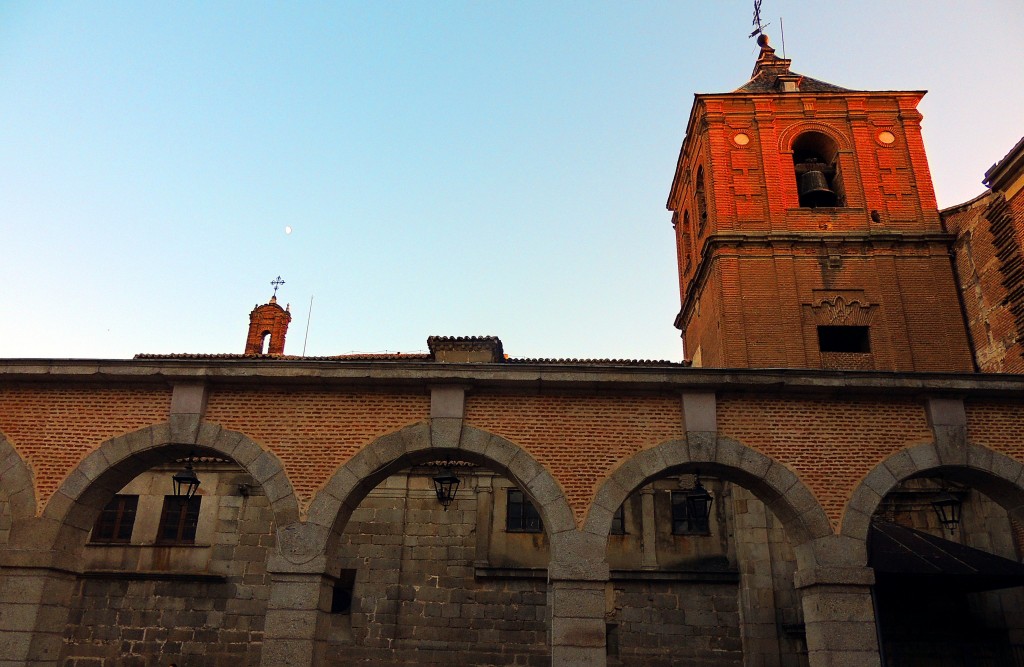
156 495 202 544
506 489 543 533
91 494 139 543
671 491 710 535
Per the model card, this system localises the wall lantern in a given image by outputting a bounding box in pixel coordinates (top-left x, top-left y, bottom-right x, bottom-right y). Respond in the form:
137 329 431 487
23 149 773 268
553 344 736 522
686 471 714 521
931 490 963 533
172 458 201 503
432 466 461 511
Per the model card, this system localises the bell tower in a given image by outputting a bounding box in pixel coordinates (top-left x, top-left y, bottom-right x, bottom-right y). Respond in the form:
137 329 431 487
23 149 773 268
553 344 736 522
666 36 974 371
244 279 292 355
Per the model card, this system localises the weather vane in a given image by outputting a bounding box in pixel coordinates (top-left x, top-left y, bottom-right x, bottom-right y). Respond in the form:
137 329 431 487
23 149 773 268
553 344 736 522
749 0 771 39
271 275 285 297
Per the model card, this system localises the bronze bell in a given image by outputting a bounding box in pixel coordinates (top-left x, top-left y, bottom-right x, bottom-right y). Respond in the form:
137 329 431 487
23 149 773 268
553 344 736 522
798 163 837 208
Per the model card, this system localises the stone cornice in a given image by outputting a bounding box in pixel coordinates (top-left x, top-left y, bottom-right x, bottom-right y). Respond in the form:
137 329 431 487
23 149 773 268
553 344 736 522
0 358 1022 398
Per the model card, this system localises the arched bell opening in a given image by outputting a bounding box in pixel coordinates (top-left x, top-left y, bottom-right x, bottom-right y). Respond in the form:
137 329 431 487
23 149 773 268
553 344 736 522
871 472 1024 666
792 131 844 208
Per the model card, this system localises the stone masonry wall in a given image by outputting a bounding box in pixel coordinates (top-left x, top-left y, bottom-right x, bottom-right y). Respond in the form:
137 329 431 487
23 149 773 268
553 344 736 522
329 472 549 666
609 580 742 666
0 488 10 546
60 467 274 667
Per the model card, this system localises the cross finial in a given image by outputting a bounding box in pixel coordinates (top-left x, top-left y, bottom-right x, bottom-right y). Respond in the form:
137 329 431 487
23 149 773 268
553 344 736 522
749 0 770 39
271 275 285 297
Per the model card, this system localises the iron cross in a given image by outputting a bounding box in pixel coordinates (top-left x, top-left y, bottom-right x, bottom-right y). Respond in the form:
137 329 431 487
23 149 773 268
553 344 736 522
271 276 285 297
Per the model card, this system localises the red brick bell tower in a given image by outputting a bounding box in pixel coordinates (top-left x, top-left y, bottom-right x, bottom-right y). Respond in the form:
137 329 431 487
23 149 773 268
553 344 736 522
666 36 974 372
244 280 292 355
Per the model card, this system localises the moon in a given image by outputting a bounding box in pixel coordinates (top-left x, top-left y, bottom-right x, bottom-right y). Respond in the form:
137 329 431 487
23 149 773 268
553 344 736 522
284 225 293 235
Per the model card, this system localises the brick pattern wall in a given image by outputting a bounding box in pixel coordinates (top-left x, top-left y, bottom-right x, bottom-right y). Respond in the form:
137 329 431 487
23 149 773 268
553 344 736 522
965 401 1024 461
465 394 682 523
717 395 933 527
944 190 1024 373
205 389 429 509
0 386 171 511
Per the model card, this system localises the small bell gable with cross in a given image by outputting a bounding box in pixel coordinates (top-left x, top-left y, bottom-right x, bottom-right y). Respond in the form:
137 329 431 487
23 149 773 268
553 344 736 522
244 277 292 355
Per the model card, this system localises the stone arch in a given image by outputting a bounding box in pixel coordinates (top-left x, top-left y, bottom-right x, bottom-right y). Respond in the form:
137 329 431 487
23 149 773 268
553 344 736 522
0 430 37 522
841 440 1024 544
307 421 577 565
40 420 299 553
778 120 854 154
583 435 832 547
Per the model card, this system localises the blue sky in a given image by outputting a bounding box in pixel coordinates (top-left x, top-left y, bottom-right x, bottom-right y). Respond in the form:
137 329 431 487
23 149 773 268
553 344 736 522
3 1 1022 361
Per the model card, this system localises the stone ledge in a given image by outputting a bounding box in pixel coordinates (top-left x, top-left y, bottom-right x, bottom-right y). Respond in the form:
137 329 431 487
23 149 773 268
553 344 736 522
474 566 547 580
80 569 227 583
610 568 739 584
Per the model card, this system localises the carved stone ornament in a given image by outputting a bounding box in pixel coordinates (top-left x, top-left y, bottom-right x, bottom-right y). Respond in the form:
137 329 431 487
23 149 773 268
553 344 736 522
278 523 327 565
807 295 875 326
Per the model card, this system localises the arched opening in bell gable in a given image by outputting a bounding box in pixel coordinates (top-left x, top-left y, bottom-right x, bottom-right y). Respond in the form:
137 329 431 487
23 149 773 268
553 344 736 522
792 131 844 208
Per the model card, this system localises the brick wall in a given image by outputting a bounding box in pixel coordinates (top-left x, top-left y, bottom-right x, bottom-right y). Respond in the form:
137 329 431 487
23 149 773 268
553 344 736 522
205 389 429 509
465 393 683 524
0 386 171 511
717 395 933 528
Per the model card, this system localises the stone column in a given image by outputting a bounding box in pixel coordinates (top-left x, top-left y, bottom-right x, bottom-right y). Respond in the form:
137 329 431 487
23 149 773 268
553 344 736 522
260 570 333 667
549 529 610 667
261 523 333 667
639 486 658 570
474 474 493 566
796 566 881 667
0 561 78 666
732 487 783 667
549 578 607 667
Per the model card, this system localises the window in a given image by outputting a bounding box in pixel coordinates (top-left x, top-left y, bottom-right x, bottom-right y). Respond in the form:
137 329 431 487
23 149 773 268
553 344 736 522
91 494 138 543
818 325 870 353
156 495 202 544
506 489 543 533
695 167 708 233
610 504 626 535
331 569 357 614
671 491 710 535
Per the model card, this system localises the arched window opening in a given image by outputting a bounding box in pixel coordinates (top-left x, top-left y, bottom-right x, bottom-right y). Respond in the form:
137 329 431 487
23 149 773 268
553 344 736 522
792 132 843 208
695 167 708 233
681 211 693 274
260 331 271 355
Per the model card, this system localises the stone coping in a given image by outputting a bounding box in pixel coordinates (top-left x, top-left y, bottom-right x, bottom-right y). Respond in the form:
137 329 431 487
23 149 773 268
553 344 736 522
1 358 1023 397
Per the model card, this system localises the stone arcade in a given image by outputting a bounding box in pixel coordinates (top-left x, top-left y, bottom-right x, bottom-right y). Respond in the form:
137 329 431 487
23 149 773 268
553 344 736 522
2 36 1024 667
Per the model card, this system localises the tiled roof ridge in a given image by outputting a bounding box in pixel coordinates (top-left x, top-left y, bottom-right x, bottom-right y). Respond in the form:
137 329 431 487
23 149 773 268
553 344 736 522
132 351 685 366
507 357 685 367
133 352 432 361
